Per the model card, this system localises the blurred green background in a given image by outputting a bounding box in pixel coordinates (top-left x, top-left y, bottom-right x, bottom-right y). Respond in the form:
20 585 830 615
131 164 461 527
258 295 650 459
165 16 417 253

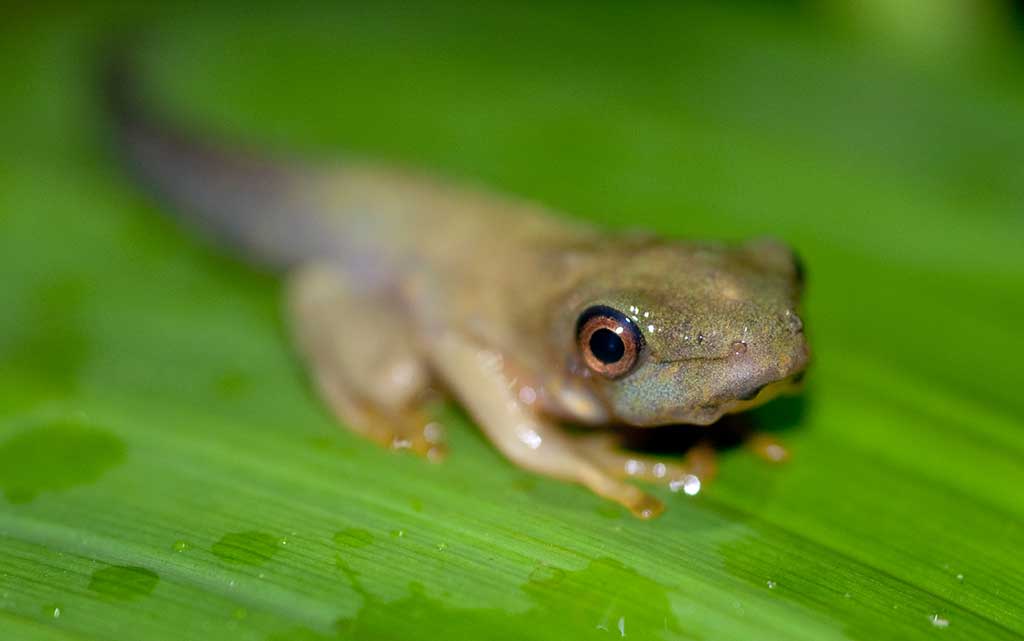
1 1 1023 640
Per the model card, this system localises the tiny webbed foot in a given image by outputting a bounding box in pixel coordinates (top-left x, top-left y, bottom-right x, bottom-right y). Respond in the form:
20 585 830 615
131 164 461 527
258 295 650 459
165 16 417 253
746 432 789 464
378 408 447 462
577 434 718 495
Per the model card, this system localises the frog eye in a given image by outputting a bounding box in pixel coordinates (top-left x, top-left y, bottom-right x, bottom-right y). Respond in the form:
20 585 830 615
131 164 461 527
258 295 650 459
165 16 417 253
576 305 643 378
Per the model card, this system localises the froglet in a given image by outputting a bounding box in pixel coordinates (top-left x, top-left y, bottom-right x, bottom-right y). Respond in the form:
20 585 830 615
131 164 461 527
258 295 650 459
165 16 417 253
104 55 809 518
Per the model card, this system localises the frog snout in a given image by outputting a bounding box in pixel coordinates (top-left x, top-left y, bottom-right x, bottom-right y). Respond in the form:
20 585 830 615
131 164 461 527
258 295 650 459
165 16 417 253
739 383 767 401
727 334 809 401
784 309 803 334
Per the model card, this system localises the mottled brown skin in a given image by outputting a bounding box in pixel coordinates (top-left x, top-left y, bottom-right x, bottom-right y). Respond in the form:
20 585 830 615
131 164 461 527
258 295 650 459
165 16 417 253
107 60 809 518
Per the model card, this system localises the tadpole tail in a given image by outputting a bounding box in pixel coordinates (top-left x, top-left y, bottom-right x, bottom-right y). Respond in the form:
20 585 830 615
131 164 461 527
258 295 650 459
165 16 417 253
99 36 329 269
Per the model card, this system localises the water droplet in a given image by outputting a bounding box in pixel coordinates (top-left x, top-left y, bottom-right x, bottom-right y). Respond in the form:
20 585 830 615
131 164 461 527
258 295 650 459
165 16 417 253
172 540 191 553
334 528 374 548
89 565 159 600
390 529 405 538
763 443 787 462
618 616 626 636
388 361 417 388
41 604 61 618
731 341 748 356
669 474 701 496
528 564 566 585
211 531 282 566
515 425 543 449
929 614 950 628
423 422 444 444
766 580 776 589
476 349 504 373
278 555 682 640
0 421 125 503
436 542 448 552
651 463 667 478
956 573 964 583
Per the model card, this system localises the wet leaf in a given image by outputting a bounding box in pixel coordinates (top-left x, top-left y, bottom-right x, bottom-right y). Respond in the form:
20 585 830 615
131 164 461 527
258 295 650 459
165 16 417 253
1 3 1022 640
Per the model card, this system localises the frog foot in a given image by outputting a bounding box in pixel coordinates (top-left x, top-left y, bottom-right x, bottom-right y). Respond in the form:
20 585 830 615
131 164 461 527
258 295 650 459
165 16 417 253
745 432 789 463
577 435 718 496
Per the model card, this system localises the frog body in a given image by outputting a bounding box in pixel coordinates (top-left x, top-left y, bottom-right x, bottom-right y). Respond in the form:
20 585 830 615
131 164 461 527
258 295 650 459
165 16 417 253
107 56 808 517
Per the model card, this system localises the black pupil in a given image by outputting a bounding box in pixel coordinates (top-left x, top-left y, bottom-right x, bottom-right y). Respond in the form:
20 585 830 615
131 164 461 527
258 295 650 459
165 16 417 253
589 328 625 364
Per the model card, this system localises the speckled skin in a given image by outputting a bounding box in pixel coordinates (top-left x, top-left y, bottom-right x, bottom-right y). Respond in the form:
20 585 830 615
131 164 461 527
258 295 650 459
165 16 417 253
109 67 809 518
301 168 809 426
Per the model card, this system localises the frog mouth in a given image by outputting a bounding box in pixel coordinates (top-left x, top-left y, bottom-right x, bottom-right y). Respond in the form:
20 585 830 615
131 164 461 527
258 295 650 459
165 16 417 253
724 372 805 415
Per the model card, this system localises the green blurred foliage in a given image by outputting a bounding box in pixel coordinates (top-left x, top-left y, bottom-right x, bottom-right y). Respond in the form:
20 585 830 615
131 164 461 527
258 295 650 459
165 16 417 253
0 2 1022 640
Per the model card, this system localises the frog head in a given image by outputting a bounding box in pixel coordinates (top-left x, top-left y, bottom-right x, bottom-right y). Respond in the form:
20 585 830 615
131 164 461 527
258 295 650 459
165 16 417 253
549 238 809 426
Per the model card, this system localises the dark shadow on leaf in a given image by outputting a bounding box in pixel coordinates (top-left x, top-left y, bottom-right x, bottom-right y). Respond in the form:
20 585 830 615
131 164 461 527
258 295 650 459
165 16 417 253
613 392 810 457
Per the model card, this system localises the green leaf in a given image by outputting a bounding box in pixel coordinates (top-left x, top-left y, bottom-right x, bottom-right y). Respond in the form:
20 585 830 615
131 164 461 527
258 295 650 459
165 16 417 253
1 3 1022 640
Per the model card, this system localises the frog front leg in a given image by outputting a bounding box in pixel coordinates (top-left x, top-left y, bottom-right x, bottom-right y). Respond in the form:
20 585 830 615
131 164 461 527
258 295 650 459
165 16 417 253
428 331 664 518
286 263 445 459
